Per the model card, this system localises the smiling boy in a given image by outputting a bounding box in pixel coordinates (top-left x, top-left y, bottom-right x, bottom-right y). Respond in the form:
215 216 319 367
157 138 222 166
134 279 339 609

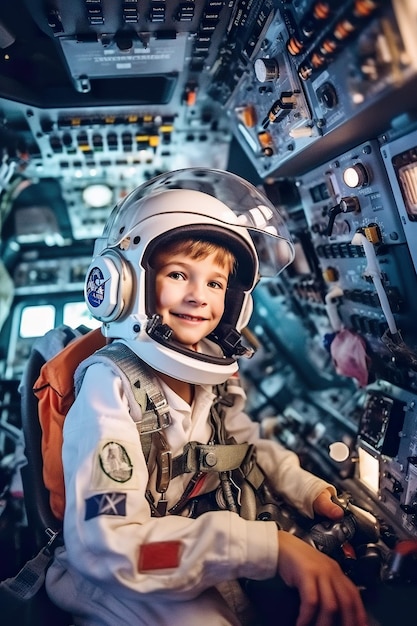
45 168 367 626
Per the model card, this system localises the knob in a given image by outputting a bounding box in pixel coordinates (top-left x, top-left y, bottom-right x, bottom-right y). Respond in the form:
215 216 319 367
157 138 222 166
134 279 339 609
316 82 338 109
254 58 279 83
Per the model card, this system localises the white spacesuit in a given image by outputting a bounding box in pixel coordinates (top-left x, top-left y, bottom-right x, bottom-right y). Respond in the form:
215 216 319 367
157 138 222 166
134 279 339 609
46 168 336 625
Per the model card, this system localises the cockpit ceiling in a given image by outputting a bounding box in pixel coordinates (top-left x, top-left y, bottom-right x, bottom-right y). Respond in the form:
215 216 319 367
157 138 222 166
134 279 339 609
1 1 417 244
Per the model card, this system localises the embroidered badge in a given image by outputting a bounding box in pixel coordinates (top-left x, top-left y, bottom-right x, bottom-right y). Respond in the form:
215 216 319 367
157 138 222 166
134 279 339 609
99 441 133 483
86 266 106 308
85 492 127 520
138 541 184 571
91 439 140 491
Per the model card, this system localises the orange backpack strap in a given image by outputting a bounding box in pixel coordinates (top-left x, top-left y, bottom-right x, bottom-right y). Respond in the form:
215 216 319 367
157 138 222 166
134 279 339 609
33 327 106 520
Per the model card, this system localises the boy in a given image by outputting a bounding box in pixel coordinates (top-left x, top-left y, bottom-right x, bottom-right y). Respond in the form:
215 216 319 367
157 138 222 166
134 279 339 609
46 168 367 626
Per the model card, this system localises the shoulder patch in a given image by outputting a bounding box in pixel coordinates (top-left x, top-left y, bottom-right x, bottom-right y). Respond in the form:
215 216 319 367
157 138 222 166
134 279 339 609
100 441 133 482
91 439 140 491
85 492 127 520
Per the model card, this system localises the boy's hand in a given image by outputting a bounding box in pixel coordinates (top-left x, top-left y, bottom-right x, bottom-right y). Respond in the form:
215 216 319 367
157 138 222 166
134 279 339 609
277 530 368 626
313 490 344 521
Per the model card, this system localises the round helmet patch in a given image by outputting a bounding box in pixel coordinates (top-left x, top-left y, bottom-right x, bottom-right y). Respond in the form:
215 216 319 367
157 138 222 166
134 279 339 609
86 266 106 308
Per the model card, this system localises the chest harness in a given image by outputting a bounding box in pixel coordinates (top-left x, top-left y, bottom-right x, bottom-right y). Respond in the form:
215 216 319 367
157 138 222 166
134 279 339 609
75 342 277 522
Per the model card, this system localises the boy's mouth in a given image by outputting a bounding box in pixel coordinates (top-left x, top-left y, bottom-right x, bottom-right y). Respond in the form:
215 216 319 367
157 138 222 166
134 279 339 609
174 313 208 322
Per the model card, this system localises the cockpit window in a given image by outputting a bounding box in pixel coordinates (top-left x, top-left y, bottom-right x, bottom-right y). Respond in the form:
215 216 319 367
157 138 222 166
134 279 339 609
63 301 102 330
19 305 55 338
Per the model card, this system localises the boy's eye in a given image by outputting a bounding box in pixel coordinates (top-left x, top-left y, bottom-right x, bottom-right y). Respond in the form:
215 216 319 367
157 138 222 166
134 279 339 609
168 271 185 280
208 280 225 289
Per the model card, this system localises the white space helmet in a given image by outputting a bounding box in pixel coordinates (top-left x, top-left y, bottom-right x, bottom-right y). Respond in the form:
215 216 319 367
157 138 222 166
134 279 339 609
84 168 294 384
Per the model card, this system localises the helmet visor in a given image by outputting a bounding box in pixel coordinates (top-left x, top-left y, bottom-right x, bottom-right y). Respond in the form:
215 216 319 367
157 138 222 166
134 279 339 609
102 168 295 277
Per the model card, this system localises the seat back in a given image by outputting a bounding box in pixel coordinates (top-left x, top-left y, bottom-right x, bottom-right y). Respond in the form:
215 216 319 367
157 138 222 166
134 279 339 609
12 326 91 626
20 346 62 548
19 324 92 547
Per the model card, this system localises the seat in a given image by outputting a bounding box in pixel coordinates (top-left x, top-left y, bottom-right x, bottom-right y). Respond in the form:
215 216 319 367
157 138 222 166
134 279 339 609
20 346 63 551
11 325 91 626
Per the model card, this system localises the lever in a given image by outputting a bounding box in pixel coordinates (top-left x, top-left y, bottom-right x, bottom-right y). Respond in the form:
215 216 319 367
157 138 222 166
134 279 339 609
324 196 360 236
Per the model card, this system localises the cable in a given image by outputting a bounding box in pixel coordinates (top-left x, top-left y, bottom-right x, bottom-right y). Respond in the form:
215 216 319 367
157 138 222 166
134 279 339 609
351 231 398 335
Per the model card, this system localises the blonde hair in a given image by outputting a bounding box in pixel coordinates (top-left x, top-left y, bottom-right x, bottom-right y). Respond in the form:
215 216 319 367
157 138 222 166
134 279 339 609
150 237 236 275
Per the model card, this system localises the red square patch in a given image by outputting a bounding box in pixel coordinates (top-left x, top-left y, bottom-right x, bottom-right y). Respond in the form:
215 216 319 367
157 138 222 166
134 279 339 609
138 540 183 571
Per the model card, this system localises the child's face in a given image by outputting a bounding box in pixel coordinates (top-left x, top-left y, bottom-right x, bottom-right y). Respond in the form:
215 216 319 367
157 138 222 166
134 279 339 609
154 249 230 350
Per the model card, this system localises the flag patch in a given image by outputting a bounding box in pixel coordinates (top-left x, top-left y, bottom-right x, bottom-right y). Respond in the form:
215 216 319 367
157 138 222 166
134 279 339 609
85 492 127 520
138 541 183 571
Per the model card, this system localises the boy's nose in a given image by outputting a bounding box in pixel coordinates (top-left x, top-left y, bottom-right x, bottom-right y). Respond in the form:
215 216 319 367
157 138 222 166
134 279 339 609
186 282 207 305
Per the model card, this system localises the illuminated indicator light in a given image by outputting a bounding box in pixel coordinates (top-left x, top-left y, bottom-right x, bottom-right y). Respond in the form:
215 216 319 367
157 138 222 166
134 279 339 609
105 116 116 124
358 447 379 494
136 135 149 142
287 37 304 56
71 118 81 126
159 125 174 133
334 19 355 40
149 135 159 147
343 163 369 188
320 38 337 55
329 441 350 462
186 90 197 106
83 183 113 208
354 0 378 17
311 51 326 68
313 1 331 20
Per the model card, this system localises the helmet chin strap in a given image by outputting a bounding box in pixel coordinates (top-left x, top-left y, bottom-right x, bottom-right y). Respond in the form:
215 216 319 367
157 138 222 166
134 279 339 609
115 314 243 385
146 314 254 360
207 325 254 359
122 334 240 385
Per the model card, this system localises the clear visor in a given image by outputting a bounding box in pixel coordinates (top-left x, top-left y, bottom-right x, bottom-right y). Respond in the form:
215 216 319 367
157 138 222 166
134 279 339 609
101 168 295 277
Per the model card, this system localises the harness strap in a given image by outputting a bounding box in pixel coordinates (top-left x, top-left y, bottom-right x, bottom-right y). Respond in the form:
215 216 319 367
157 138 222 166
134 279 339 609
97 343 171 435
171 441 252 477
77 343 265 518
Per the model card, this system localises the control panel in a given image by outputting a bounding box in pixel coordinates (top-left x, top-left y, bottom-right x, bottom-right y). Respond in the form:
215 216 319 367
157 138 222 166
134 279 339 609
224 0 417 177
240 127 417 548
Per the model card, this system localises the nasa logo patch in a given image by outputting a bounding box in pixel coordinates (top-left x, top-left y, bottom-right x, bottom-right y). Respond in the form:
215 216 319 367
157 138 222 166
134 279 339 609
86 266 106 308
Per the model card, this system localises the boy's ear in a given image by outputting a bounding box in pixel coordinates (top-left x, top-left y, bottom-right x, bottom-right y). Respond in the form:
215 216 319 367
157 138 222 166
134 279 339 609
84 250 133 322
